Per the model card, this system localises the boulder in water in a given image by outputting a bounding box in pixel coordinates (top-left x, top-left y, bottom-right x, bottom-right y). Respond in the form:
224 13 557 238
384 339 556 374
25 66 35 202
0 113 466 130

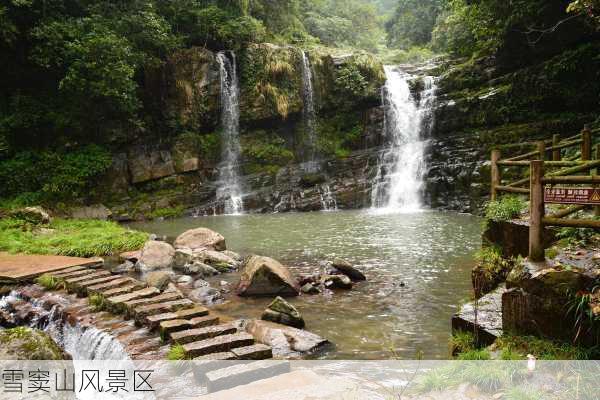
189 286 223 306
321 274 353 290
177 275 194 287
174 248 194 267
261 296 305 328
119 250 141 263
197 250 237 268
242 319 329 355
136 240 175 272
145 271 172 291
222 250 242 261
301 283 321 294
111 260 135 274
237 255 300 297
332 258 366 281
177 261 219 277
174 228 226 251
0 327 67 360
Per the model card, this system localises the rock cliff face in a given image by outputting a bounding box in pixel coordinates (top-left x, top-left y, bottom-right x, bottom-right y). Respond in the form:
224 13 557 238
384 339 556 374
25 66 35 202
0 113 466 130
99 44 387 219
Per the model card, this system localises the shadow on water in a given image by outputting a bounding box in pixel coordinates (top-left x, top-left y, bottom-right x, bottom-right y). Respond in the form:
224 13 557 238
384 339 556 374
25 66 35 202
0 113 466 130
129 209 482 360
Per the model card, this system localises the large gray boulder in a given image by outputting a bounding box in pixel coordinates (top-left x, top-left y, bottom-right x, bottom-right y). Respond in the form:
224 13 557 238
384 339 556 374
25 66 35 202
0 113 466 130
237 256 300 297
174 228 226 251
0 327 66 360
243 319 329 356
10 206 51 225
136 240 175 272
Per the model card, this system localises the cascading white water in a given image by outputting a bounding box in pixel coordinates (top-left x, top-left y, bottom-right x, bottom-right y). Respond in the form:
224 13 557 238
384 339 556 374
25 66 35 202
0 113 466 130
319 184 338 212
371 66 437 212
216 51 244 215
301 51 318 171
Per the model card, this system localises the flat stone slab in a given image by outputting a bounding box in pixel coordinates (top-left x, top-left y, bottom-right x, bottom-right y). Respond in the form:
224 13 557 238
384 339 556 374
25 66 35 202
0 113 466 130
171 324 237 345
205 360 291 393
50 266 89 277
101 284 146 298
133 299 195 324
452 284 506 346
146 306 210 330
232 344 272 360
0 252 102 281
120 292 183 316
183 333 254 358
195 352 237 361
189 315 220 329
65 270 110 285
159 319 191 340
105 287 161 313
87 277 144 295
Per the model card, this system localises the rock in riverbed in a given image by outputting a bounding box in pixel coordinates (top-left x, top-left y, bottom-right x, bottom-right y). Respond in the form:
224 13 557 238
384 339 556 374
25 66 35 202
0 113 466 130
321 274 353 290
189 286 223 306
174 228 226 251
136 240 175 272
145 271 172 290
242 319 329 356
332 258 366 281
261 296 305 328
0 327 67 360
237 255 300 297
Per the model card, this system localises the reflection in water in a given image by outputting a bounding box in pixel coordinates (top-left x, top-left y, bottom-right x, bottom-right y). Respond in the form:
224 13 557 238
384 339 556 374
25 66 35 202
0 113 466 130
130 210 481 359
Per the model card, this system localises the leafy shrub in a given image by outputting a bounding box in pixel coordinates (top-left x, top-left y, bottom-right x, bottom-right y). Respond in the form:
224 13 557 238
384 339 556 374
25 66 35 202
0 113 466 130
167 344 186 361
557 224 599 247
457 349 491 360
449 331 476 355
89 294 106 312
484 195 526 222
0 145 112 204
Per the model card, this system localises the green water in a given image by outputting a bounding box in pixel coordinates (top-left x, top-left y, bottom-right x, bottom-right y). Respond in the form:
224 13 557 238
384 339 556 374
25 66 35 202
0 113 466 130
130 210 482 359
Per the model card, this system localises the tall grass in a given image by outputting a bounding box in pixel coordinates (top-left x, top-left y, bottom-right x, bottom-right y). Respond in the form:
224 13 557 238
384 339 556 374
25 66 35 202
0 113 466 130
0 218 148 257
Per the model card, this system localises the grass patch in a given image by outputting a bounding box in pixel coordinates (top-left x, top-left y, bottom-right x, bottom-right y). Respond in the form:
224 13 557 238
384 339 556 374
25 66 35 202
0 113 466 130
457 349 491 360
484 195 526 222
35 274 62 291
0 218 148 257
449 331 476 355
504 386 544 400
167 344 186 361
414 365 460 393
495 335 598 360
88 294 106 312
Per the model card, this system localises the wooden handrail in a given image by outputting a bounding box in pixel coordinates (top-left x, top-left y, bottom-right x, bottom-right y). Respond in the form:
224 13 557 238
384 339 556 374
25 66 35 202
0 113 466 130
547 160 600 177
542 217 600 228
546 138 583 152
497 160 588 167
547 205 586 219
543 175 600 184
495 185 530 194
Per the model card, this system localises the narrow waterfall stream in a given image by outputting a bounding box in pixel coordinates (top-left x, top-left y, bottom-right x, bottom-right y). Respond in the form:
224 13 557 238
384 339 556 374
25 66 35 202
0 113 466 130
216 51 244 215
371 66 437 212
0 289 128 360
301 50 318 169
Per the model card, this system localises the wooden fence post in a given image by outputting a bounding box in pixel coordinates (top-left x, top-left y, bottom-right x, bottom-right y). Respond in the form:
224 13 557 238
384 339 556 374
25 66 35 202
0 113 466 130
591 143 600 217
529 160 545 262
582 125 592 161
552 134 561 161
491 149 501 201
537 141 546 161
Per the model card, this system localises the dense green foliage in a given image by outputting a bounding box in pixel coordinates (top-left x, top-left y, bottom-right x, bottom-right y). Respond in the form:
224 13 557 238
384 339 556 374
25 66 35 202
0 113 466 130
0 217 148 257
484 196 526 222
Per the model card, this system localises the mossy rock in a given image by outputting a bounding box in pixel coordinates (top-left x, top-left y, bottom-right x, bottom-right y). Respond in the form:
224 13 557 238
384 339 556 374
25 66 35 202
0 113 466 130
0 327 67 360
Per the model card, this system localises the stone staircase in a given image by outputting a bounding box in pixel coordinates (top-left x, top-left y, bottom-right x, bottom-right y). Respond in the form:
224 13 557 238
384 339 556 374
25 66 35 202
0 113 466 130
44 265 274 361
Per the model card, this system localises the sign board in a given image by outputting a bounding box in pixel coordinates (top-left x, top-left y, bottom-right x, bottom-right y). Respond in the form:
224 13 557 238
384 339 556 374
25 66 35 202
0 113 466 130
544 187 600 205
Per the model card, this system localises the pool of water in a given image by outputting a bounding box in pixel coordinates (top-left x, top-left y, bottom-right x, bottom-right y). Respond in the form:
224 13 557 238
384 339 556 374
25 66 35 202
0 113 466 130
129 209 482 360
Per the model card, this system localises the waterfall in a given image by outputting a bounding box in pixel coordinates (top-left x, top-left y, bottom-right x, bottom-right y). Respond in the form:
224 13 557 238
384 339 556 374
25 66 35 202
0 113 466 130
301 51 318 171
216 51 244 215
319 184 338 212
371 66 437 212
0 291 128 360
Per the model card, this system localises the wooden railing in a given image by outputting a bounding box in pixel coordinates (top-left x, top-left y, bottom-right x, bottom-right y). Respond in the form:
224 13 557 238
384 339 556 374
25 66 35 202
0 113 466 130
490 125 600 262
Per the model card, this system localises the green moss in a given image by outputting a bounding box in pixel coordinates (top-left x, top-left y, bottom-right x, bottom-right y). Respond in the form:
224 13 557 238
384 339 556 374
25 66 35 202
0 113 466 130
35 274 62 291
241 130 294 175
0 327 65 360
147 206 185 220
315 112 363 159
0 217 148 257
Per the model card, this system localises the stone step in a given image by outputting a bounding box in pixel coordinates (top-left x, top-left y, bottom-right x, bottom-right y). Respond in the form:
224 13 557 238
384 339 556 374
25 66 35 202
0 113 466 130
205 360 290 393
195 352 238 361
133 299 195 324
87 277 144 296
189 315 220 329
52 265 88 274
158 315 222 341
105 287 161 314
101 284 146 298
145 306 210 330
122 292 184 318
64 270 110 285
170 324 237 345
51 267 90 278
71 275 123 296
231 344 272 360
183 333 254 358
